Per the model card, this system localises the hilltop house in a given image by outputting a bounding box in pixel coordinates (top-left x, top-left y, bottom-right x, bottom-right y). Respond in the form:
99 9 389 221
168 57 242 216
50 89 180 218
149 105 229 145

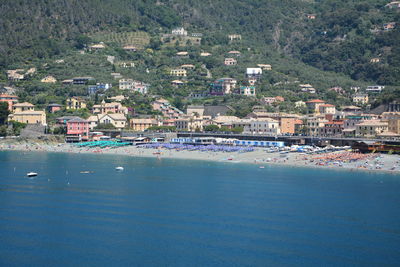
227 51 241 57
7 69 25 81
228 34 242 41
366 85 385 93
66 97 86 110
299 84 316 94
257 64 272 71
385 1 400 9
122 45 137 52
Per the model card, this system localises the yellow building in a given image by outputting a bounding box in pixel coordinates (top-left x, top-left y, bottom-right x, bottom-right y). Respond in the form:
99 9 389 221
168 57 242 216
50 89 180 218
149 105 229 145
356 120 388 137
170 69 187 77
66 97 87 110
353 94 369 105
382 112 400 134
130 118 158 131
8 110 46 125
41 76 57 83
13 102 35 113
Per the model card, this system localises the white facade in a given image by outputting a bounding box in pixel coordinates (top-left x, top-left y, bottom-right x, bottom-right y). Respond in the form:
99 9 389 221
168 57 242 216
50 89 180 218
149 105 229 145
172 27 188 36
119 79 148 94
246 68 262 78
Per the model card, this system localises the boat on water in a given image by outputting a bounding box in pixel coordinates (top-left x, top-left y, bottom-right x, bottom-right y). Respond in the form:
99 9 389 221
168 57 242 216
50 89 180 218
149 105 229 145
80 171 93 174
27 172 38 177
115 166 124 171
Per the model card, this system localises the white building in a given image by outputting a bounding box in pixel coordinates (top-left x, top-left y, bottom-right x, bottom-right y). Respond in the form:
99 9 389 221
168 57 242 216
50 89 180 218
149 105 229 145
246 68 262 78
233 118 279 135
119 79 148 94
172 27 188 36
366 85 385 93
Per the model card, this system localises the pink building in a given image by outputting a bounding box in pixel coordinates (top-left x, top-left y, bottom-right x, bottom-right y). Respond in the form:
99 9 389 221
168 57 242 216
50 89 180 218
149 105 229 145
47 103 62 113
66 118 89 137
0 94 18 111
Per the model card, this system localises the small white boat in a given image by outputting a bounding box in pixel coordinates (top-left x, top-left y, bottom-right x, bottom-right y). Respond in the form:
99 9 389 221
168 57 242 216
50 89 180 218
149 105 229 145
27 172 38 177
115 166 124 171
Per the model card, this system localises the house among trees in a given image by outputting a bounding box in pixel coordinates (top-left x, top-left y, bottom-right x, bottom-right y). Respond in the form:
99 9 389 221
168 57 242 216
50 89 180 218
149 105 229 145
228 34 242 41
370 58 380 63
119 79 148 94
172 27 188 36
385 1 400 9
7 69 25 81
171 80 185 87
224 58 237 66
47 103 62 113
299 84 316 94
200 52 211 57
306 14 316 19
88 43 105 51
66 97 87 110
180 64 195 70
257 64 272 70
176 51 189 57
246 68 262 79
227 50 241 57
0 94 18 111
170 69 187 77
88 83 111 95
383 22 396 31
210 78 237 95
122 45 137 52
97 113 127 129
41 75 57 83
366 85 385 93
239 86 256 96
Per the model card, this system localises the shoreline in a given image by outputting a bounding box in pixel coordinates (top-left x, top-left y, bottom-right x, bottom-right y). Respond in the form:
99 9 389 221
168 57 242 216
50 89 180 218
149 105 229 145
1 141 400 175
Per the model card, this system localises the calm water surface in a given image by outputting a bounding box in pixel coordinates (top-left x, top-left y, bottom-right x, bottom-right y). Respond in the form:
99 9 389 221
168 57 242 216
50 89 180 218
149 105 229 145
0 151 399 266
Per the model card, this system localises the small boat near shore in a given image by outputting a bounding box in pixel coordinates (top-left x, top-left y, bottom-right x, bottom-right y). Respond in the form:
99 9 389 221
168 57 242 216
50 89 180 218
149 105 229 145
27 172 38 177
115 166 124 171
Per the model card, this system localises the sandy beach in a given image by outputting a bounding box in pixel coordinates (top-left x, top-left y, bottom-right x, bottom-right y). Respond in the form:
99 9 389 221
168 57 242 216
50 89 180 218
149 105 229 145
1 140 400 174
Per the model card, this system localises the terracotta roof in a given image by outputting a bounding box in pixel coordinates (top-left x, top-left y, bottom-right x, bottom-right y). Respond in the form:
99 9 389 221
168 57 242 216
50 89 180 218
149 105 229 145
319 104 335 107
306 99 325 103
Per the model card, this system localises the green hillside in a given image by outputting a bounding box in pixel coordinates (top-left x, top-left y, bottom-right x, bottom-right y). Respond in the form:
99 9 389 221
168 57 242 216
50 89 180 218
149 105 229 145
0 0 399 114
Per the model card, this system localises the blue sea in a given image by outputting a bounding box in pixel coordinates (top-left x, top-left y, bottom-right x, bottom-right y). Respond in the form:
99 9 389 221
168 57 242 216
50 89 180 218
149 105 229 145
0 151 399 266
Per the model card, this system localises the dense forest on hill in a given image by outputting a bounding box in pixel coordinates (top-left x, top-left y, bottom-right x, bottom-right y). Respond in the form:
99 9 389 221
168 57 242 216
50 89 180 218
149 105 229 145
0 0 399 88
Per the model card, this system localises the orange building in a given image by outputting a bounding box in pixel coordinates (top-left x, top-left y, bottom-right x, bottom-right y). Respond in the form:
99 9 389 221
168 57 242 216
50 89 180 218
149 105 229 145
280 118 303 134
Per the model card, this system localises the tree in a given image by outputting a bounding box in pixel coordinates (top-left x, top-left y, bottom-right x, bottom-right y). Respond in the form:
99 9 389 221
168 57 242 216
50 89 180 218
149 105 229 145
0 102 10 125
204 124 219 132
94 123 116 129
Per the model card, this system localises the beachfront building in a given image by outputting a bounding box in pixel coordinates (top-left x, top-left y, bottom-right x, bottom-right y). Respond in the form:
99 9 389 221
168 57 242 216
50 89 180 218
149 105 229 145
87 115 99 130
210 78 237 95
8 110 47 125
280 118 304 135
232 118 279 135
382 112 400 134
174 116 204 132
98 113 127 129
355 120 388 137
317 120 344 137
306 115 328 136
130 118 159 131
0 94 18 111
12 102 34 113
66 97 86 110
92 101 128 115
66 118 89 137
